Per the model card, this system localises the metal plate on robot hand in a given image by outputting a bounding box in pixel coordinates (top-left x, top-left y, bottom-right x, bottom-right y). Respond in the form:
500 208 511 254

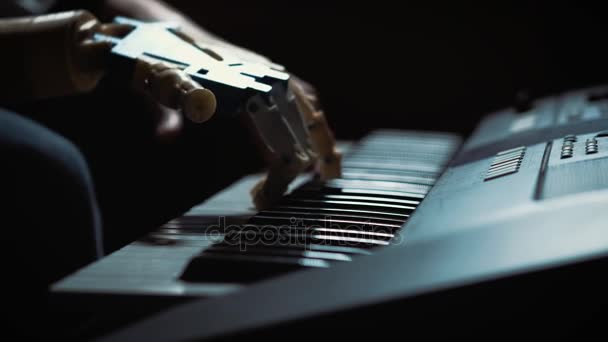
94 17 290 113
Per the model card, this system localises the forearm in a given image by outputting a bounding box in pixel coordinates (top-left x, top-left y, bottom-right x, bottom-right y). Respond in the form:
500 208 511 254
105 0 184 21
0 10 107 101
52 0 213 39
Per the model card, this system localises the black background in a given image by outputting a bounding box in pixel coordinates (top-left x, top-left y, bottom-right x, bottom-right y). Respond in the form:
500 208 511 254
169 0 608 137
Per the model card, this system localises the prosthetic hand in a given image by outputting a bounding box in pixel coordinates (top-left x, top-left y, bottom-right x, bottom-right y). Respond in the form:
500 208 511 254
0 10 341 209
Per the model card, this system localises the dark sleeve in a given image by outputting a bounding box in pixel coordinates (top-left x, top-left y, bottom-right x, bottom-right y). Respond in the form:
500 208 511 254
51 0 106 16
0 0 56 17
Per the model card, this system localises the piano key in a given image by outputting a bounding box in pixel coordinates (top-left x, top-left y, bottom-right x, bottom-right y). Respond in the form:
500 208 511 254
139 234 220 247
279 198 416 214
156 227 211 234
356 135 456 145
298 181 423 196
356 138 458 150
345 153 449 164
271 205 410 220
261 223 394 238
342 160 443 173
249 216 400 234
339 172 436 186
342 166 439 178
347 145 449 158
225 227 391 248
235 223 395 245
353 141 455 150
297 184 426 200
146 233 215 241
311 234 390 246
286 194 420 206
312 227 394 238
180 253 330 283
160 216 228 229
323 179 431 195
258 209 406 225
159 223 205 229
239 219 397 239
343 165 438 175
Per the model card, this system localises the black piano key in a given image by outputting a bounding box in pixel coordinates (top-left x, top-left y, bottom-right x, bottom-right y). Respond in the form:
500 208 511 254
296 184 425 201
258 209 406 225
271 205 410 220
225 226 391 248
350 153 451 163
234 222 396 239
156 227 209 234
251 214 400 230
279 198 416 215
180 253 329 283
286 193 420 206
311 234 390 247
244 225 391 243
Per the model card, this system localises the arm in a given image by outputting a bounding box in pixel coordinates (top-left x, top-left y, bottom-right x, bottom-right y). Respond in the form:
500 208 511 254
0 10 216 122
0 10 106 101
0 5 342 209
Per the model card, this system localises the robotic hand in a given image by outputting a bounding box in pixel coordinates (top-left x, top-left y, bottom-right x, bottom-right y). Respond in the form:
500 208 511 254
246 77 342 209
0 10 341 209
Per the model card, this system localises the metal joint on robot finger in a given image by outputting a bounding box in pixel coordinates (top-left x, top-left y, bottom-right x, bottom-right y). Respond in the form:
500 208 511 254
245 93 302 158
270 84 314 154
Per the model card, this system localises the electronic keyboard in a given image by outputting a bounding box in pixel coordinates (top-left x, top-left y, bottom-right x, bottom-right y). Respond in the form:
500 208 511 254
52 85 608 340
